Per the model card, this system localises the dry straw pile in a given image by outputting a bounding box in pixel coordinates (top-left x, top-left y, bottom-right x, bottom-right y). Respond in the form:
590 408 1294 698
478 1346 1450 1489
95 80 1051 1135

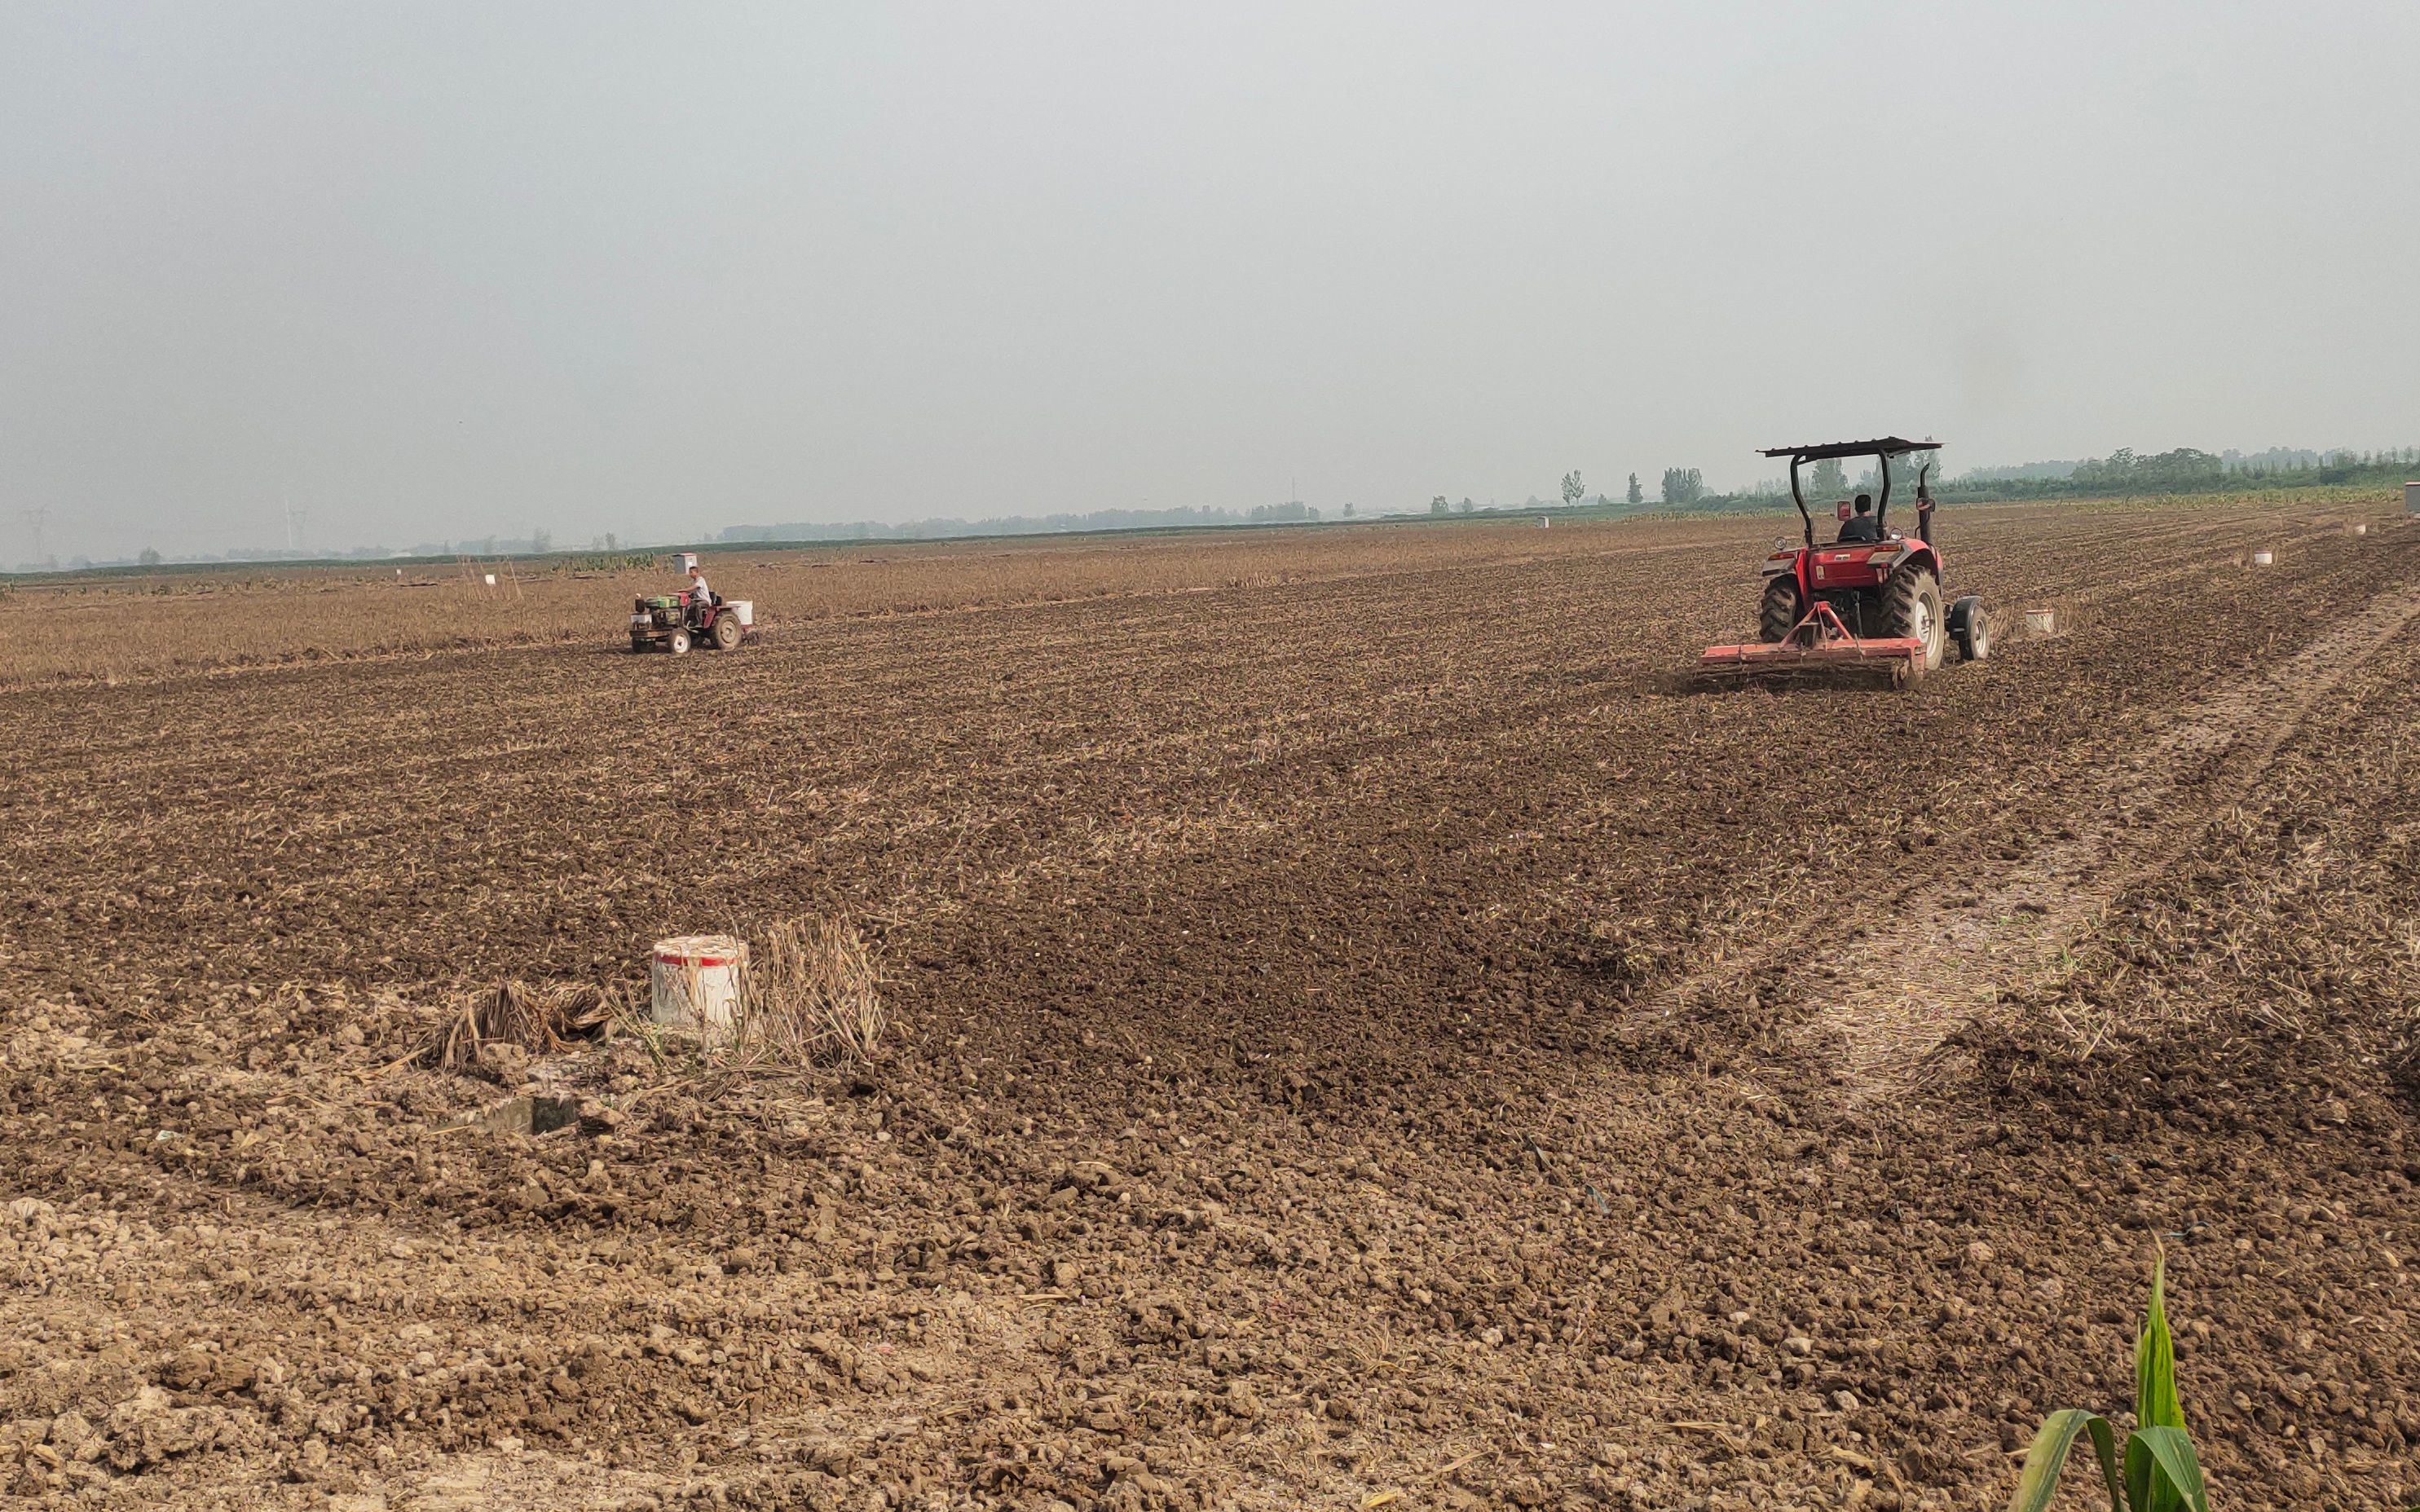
404 916 883 1082
731 915 886 1068
420 981 618 1071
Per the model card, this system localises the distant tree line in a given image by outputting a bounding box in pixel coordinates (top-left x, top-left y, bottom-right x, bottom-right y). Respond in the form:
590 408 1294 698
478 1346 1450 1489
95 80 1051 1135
1660 468 1704 505
720 500 1327 544
1938 445 2420 500
47 439 2417 575
1624 443 2420 517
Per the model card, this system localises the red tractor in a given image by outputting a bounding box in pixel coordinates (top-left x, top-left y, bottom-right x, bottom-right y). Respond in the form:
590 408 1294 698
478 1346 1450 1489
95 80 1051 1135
1699 437 1988 688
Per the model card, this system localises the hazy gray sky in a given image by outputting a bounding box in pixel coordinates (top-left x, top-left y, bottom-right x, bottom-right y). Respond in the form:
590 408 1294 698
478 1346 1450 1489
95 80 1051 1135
6 2 2418 560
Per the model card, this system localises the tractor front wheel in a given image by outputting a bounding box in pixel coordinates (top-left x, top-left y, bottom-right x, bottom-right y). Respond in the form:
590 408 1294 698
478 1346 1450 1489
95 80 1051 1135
1950 594 1990 662
1757 575 1801 643
668 628 692 655
1881 568 1946 671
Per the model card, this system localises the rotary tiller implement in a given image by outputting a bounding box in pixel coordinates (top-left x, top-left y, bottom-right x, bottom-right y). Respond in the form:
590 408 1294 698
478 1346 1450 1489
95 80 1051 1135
1699 599 1929 689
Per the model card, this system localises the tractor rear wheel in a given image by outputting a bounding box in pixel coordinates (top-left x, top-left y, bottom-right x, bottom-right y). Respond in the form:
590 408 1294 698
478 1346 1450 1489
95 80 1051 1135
712 613 742 650
1880 567 1946 671
668 628 692 655
1757 575 1801 643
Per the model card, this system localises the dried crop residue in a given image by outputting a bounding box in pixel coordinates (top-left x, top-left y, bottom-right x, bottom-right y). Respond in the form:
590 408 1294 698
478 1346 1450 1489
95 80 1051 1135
2 497 2416 1511
420 981 619 1072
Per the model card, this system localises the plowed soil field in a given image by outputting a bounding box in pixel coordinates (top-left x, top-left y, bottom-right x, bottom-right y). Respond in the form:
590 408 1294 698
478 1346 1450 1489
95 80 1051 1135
5 500 2417 1512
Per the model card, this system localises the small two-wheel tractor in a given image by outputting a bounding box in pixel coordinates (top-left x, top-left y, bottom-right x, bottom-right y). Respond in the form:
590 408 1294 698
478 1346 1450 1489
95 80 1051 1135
630 593 756 655
1699 437 1989 690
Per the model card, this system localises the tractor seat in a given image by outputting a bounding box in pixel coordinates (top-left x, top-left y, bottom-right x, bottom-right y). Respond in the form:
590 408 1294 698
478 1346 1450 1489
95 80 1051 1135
1835 516 1880 544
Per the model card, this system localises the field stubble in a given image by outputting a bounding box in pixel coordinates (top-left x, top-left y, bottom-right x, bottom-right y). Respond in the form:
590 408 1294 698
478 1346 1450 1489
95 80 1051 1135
2 495 2416 1510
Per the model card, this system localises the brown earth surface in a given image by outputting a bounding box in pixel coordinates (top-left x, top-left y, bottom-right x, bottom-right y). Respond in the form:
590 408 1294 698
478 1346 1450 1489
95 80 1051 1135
3 499 2417 1511
0 518 1757 689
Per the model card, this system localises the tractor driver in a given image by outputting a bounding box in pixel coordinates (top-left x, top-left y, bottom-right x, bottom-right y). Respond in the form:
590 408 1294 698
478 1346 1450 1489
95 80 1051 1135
685 565 716 627
1836 493 1880 543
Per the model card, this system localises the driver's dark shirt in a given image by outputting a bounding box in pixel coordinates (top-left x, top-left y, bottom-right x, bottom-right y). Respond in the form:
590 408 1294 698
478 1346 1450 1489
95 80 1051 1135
1836 515 1880 544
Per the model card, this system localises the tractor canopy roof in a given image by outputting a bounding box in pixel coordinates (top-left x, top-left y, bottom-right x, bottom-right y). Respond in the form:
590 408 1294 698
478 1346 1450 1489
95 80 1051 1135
1760 438 1942 461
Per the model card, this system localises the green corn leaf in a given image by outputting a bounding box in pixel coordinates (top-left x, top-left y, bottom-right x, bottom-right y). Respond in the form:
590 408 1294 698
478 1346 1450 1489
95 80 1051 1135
2125 1426 2211 1512
2129 1253 2192 1512
2004 1409 2123 1512
2087 1413 2124 1512
2136 1253 2188 1433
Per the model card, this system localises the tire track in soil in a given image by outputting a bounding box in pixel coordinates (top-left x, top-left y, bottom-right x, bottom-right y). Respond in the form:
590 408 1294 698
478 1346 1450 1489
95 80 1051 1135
1801 572 2420 1099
